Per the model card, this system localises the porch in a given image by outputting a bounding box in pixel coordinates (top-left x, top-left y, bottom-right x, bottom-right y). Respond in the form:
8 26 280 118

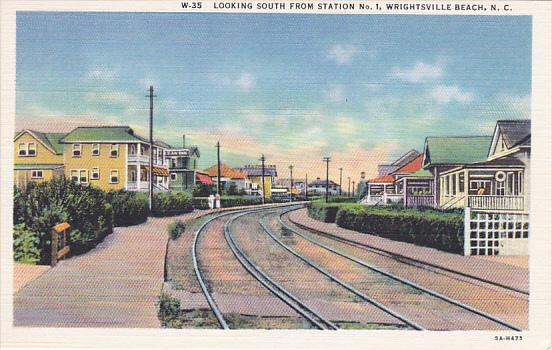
439 167 525 211
127 164 169 192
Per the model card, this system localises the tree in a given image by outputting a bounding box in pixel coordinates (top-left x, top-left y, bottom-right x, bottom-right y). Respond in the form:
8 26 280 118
192 183 215 197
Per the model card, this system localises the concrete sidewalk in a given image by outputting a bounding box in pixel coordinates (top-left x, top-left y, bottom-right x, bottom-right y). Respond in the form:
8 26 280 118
288 208 529 294
13 213 201 328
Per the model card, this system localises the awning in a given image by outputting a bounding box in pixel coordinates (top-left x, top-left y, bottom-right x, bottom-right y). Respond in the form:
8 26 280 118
152 166 169 177
196 172 214 185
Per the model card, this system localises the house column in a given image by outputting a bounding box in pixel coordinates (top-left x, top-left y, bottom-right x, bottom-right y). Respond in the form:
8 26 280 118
402 177 407 207
137 164 141 191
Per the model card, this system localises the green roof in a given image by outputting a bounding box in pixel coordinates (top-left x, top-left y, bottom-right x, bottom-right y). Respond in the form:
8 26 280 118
61 126 140 143
408 169 432 178
16 130 66 154
424 136 492 166
15 163 64 170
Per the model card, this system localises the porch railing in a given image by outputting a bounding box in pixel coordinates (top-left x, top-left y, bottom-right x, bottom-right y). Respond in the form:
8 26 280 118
406 195 434 207
468 195 525 211
127 181 149 191
383 193 403 204
127 154 150 163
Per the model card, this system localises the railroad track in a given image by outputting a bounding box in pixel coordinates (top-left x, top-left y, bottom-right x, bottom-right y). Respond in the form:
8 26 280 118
283 205 529 297
192 206 338 330
268 207 524 331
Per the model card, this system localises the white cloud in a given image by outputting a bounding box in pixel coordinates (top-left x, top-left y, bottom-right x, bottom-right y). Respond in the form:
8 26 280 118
392 61 444 83
84 67 117 81
428 85 474 103
212 72 255 92
497 93 531 116
334 116 358 136
325 85 346 103
235 72 255 91
327 44 358 65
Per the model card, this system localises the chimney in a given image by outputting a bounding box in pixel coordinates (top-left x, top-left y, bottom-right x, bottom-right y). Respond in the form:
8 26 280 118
316 177 320 180
182 134 186 148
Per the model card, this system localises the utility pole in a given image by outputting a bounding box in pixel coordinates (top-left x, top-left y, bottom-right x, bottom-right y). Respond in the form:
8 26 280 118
305 173 308 200
348 177 351 196
260 154 266 204
289 165 294 202
339 167 343 196
352 181 356 197
216 141 221 195
323 157 331 202
147 85 157 212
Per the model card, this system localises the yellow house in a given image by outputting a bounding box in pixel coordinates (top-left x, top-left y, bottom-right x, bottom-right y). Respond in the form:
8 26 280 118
14 130 65 188
59 126 170 192
248 175 273 199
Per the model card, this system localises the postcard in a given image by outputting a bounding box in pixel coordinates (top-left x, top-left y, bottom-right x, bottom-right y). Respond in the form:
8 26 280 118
1 1 550 349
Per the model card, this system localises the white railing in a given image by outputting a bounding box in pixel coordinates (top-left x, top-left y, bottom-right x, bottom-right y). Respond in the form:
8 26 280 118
406 195 434 207
383 193 403 204
468 195 525 211
127 181 149 191
361 195 383 205
127 154 150 163
440 195 467 209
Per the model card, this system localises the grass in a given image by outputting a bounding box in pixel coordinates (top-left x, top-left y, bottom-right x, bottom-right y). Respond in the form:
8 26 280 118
335 321 409 330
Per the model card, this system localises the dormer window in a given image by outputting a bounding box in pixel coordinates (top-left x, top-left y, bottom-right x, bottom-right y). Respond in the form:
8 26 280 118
110 144 119 158
92 144 100 156
72 144 82 157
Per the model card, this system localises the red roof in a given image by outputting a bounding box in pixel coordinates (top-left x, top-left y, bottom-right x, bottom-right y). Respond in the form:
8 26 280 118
203 164 248 179
393 154 423 174
196 172 214 185
367 174 394 184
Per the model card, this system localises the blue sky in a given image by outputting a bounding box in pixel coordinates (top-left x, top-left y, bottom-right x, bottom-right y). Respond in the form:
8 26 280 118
16 13 531 181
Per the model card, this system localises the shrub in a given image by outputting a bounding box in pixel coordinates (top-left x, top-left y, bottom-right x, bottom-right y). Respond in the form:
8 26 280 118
335 205 464 253
13 178 114 262
326 196 358 203
168 220 186 240
13 223 41 264
157 293 183 328
307 201 345 223
192 184 215 197
106 190 148 226
152 192 194 217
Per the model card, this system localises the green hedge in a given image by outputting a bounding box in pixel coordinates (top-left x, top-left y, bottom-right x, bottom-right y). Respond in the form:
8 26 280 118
326 196 358 203
13 223 41 264
335 205 464 253
106 190 148 226
193 196 290 209
307 201 347 223
13 178 114 262
152 192 194 217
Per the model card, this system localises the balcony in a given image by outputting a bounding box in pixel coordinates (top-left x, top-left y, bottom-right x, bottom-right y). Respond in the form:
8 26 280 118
127 154 150 163
127 181 149 191
468 195 525 211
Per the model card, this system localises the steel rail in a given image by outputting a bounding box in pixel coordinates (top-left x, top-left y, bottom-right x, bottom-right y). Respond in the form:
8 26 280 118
192 204 299 329
224 211 338 330
256 214 424 330
275 208 523 331
284 207 529 296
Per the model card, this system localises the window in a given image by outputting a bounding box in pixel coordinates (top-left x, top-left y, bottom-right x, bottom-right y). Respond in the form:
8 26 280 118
31 170 43 179
109 170 119 184
70 170 79 182
110 144 119 158
92 144 100 156
79 170 88 184
72 144 82 157
18 143 26 156
129 144 137 155
91 167 100 180
459 173 465 193
70 169 88 184
18 142 37 156
170 173 177 181
28 143 37 156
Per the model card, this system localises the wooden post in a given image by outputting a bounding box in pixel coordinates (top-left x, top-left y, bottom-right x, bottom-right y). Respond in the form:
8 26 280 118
51 223 71 267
